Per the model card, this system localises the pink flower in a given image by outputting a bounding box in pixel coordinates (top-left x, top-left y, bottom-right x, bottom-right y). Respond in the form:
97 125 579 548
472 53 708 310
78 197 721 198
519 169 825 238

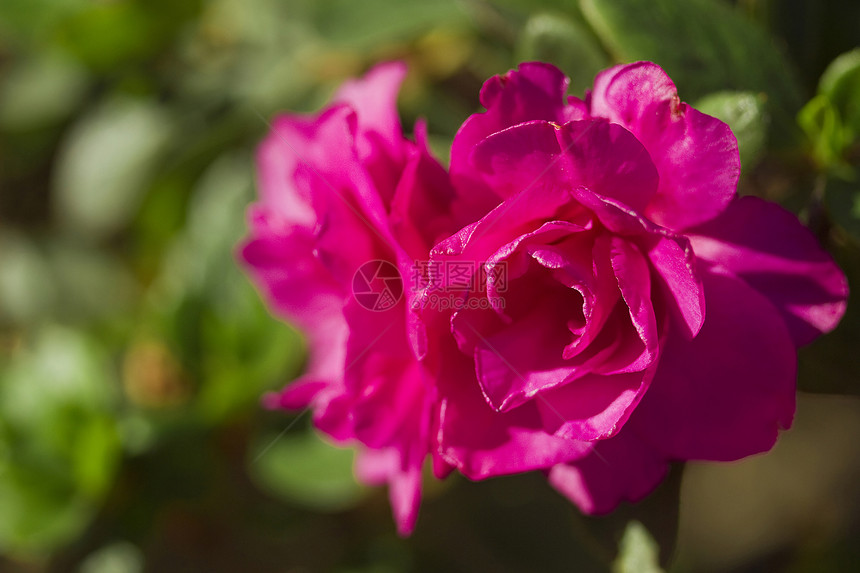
240 62 457 534
240 61 848 533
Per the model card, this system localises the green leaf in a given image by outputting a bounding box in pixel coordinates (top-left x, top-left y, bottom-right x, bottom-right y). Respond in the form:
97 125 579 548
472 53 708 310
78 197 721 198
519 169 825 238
78 541 144 573
0 327 115 425
314 0 466 49
580 0 803 140
53 97 175 238
72 414 121 498
696 91 769 170
249 430 367 512
818 48 860 135
517 12 610 95
0 52 90 130
141 153 303 424
0 232 137 327
613 521 664 573
0 327 121 555
0 232 55 326
798 95 852 171
47 240 138 324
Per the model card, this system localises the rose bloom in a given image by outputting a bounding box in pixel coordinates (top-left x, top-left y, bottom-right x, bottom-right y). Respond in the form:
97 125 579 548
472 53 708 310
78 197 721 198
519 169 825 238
240 61 848 535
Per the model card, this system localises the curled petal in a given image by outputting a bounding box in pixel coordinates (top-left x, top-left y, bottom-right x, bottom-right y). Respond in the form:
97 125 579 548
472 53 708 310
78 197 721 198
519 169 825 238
450 63 585 222
690 196 848 346
469 119 659 212
645 233 706 339
436 345 592 479
589 62 739 230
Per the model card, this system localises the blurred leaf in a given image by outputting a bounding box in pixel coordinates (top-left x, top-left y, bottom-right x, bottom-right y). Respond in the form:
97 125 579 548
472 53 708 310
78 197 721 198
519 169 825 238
0 0 89 46
0 232 55 326
143 153 302 423
73 414 121 498
0 52 90 130
53 0 202 72
0 327 121 554
516 12 610 95
175 0 319 111
0 468 92 557
818 48 860 135
0 327 115 425
0 232 138 327
249 431 367 512
53 97 175 238
696 91 769 170
798 95 852 171
580 0 804 140
314 0 466 49
196 306 301 423
613 520 664 573
78 541 144 573
47 240 139 324
151 152 252 302
804 49 860 174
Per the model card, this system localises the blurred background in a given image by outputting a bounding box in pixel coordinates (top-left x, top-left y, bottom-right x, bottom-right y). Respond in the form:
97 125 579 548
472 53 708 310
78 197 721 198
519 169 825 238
1 0 859 571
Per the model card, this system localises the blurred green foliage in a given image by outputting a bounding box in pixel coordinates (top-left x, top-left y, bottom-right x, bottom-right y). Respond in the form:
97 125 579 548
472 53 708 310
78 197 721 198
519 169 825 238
0 0 859 572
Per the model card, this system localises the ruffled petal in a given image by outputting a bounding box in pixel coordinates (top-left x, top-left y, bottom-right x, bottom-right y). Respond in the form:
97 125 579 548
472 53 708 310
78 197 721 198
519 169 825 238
436 345 592 479
537 370 654 441
334 61 410 204
470 291 583 411
588 62 739 230
342 300 425 449
690 196 848 346
449 63 584 223
334 61 407 152
645 233 705 339
469 119 659 212
239 220 347 384
389 120 458 259
255 106 357 229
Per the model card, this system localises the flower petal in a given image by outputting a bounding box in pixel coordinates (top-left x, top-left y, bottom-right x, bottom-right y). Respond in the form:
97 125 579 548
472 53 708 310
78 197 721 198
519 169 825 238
436 345 592 479
342 300 426 449
334 61 410 204
537 370 654 441
240 220 347 384
469 119 659 213
645 233 705 339
334 61 407 152
548 429 668 515
389 120 458 259
449 63 584 223
256 106 358 228
589 62 739 230
631 267 797 461
470 291 582 412
690 196 848 346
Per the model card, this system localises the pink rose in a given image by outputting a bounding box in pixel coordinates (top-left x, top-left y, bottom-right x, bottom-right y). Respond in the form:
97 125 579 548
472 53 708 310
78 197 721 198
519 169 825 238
240 61 848 533
240 62 455 534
